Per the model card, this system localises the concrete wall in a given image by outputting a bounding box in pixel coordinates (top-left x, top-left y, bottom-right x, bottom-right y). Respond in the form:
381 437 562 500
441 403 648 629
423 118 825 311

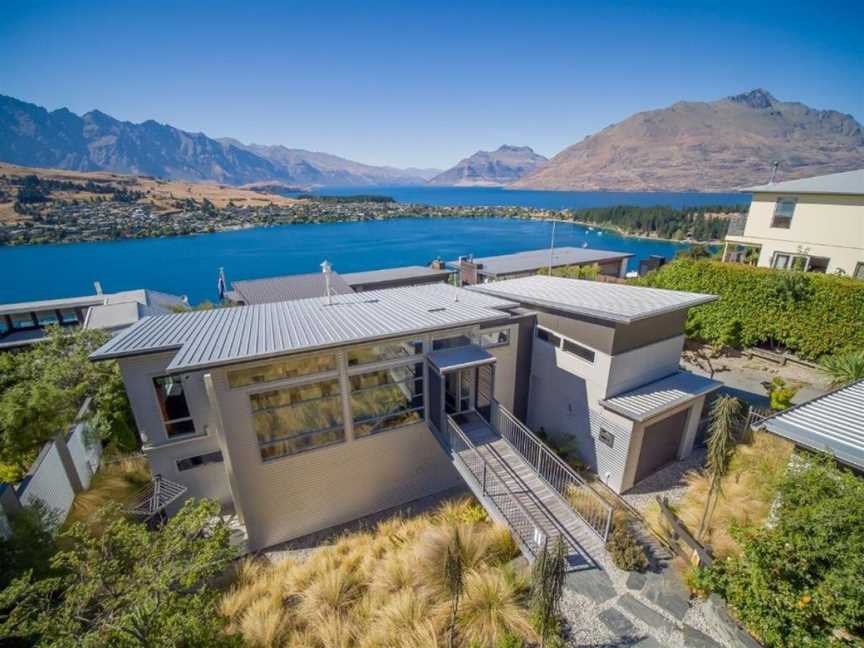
17 443 77 520
606 335 684 397
731 192 864 274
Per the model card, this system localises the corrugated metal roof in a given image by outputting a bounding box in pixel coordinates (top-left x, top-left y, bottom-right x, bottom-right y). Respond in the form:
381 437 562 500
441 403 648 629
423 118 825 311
601 371 722 422
0 294 106 316
91 283 518 372
428 344 496 373
342 265 452 286
743 168 864 195
469 275 716 323
449 247 632 276
232 273 354 305
758 379 864 469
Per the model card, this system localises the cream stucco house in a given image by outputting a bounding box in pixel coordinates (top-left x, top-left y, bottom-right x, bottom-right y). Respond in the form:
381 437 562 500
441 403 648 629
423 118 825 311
722 168 864 278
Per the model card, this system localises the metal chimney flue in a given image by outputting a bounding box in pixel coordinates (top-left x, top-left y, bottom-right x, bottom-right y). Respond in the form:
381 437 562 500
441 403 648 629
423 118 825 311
321 260 333 305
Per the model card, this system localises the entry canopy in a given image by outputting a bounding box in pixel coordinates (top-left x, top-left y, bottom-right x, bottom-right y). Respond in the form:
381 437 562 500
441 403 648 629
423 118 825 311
427 344 496 374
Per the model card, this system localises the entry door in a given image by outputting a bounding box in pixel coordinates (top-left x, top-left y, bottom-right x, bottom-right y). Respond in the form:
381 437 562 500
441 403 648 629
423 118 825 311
634 409 689 482
445 368 474 415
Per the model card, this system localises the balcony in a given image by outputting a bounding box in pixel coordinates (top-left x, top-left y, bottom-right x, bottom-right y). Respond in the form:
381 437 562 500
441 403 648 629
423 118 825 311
725 214 748 237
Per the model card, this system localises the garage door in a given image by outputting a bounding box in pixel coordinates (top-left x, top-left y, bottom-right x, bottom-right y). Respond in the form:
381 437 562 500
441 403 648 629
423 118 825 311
634 409 688 483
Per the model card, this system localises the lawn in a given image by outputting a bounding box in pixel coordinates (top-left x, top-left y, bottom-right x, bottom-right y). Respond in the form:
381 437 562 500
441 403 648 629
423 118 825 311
220 497 536 648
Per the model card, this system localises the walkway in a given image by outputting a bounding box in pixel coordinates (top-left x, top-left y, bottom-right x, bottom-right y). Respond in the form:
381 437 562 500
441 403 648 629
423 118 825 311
445 411 606 571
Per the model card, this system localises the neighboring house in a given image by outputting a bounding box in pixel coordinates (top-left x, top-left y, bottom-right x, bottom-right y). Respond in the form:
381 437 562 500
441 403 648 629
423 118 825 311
228 264 453 305
723 168 864 278
0 287 186 350
756 378 864 473
450 247 632 286
91 276 717 551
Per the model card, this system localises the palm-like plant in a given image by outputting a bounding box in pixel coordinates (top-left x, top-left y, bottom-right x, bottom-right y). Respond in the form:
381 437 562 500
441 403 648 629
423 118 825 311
697 396 743 543
819 350 864 387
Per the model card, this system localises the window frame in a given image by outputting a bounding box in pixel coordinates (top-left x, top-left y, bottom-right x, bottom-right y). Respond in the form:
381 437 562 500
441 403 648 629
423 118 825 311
854 262 864 281
152 374 198 440
477 327 511 349
770 197 796 229
535 326 562 348
536 325 596 365
347 356 426 440
176 450 224 472
598 428 615 448
562 338 596 364
226 350 338 389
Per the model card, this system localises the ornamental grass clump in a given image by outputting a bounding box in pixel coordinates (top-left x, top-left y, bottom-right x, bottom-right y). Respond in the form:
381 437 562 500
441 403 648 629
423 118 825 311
220 496 532 648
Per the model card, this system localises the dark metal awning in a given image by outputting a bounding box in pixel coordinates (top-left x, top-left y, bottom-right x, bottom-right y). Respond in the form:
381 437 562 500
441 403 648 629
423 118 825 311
427 344 496 374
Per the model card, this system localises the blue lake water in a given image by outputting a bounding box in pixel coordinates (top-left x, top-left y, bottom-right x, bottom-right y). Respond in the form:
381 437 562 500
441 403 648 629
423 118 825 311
4 188 741 305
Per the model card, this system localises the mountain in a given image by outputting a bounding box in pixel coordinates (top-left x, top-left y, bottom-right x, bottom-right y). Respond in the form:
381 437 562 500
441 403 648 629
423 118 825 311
0 95 429 188
218 139 429 186
513 90 864 192
428 145 547 186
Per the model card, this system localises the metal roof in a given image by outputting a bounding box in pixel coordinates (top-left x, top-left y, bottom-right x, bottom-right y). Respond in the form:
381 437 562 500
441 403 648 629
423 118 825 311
342 265 453 286
449 247 633 276
232 273 354 305
428 344 496 374
91 283 519 372
601 371 722 422
757 379 864 469
469 275 716 323
0 294 106 316
743 168 864 195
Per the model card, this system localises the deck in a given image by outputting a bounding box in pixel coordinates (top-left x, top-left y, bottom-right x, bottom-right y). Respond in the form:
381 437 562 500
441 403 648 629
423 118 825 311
445 410 609 571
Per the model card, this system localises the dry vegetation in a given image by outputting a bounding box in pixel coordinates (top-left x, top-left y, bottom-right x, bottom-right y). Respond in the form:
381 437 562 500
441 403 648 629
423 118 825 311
63 455 151 532
0 162 296 223
220 497 535 648
646 432 794 559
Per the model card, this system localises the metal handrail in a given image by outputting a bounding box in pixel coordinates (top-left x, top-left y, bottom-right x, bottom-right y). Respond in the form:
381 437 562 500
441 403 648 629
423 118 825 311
491 401 614 542
446 415 554 556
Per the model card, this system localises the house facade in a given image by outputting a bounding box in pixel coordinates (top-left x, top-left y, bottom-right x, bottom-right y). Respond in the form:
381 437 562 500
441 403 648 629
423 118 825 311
723 169 864 278
93 277 718 551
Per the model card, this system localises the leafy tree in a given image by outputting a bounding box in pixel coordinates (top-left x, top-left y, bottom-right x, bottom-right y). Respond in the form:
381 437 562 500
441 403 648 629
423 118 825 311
0 327 136 480
530 536 566 648
16 175 49 204
819 350 864 387
697 396 742 541
765 377 798 411
0 499 239 647
0 500 59 590
702 458 864 647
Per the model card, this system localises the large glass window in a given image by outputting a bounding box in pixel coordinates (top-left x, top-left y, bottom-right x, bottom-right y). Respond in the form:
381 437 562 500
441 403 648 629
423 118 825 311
227 353 336 388
432 334 472 351
349 363 424 438
153 375 196 438
771 198 796 228
347 339 422 367
10 313 36 330
478 328 510 348
58 309 79 325
36 310 59 326
251 378 344 460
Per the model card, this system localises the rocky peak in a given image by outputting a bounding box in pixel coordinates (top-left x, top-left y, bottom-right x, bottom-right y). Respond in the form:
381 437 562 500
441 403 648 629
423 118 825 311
728 89 777 109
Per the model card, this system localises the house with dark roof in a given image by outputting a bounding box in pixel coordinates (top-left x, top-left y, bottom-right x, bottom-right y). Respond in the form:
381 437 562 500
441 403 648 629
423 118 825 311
91 276 718 553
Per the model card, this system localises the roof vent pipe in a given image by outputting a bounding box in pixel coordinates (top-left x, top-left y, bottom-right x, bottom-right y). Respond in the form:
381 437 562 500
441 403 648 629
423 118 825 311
321 260 333 305
94 281 103 295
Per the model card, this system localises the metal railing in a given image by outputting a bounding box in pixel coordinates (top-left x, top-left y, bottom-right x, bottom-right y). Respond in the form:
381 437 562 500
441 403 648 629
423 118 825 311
726 214 747 237
491 402 613 542
446 415 553 557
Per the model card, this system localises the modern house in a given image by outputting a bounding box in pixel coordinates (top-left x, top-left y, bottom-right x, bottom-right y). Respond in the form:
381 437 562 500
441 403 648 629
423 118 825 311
228 264 453 305
722 168 864 278
0 287 186 350
756 378 863 473
451 247 632 286
91 276 718 552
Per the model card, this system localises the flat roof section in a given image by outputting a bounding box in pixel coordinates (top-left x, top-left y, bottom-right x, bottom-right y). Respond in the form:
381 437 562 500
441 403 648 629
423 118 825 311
427 344 496 374
743 168 864 196
232 273 354 305
757 379 864 470
601 371 722 422
0 295 106 316
469 275 716 324
341 265 453 287
448 247 633 277
91 283 519 373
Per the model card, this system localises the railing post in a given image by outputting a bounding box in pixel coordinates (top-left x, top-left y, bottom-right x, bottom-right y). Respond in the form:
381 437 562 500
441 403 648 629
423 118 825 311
482 463 487 496
602 507 613 543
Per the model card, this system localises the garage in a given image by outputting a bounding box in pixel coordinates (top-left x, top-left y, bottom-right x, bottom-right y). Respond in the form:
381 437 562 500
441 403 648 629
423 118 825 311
633 409 689 483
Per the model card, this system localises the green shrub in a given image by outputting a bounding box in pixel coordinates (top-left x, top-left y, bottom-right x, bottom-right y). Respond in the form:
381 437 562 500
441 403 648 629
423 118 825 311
766 377 798 411
606 523 649 572
702 458 864 647
634 259 864 359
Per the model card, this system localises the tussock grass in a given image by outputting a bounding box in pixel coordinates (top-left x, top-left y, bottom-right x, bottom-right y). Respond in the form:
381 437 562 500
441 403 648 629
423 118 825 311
63 455 150 531
647 432 793 559
221 496 528 648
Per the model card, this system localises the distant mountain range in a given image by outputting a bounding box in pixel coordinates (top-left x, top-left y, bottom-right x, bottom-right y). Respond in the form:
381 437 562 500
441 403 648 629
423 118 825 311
1 90 862 192
513 89 864 191
0 95 432 188
428 145 547 186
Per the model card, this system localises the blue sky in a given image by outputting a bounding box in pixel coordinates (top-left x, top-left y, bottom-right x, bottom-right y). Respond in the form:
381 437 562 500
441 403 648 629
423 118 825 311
1 0 861 168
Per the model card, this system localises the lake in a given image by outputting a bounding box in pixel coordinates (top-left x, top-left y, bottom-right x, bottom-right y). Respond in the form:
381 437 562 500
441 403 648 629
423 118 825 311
4 188 741 305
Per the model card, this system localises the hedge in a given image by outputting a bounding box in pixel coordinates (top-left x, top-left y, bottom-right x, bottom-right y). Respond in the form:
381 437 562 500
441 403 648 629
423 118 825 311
633 260 864 360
